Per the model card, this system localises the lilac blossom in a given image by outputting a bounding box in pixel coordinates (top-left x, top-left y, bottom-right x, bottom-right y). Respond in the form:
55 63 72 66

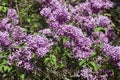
103 44 120 68
8 47 33 70
7 9 19 25
95 32 109 43
71 1 92 23
71 0 112 27
11 26 27 41
7 9 18 19
0 18 13 32
39 28 52 35
0 18 9 28
40 0 93 59
40 0 115 61
0 8 54 71
83 16 97 29
106 28 117 40
40 0 70 24
90 0 113 9
0 31 11 47
26 34 53 57
96 15 111 27
8 33 53 70
40 7 52 18
83 15 111 29
80 67 98 80
80 67 113 80
62 25 93 59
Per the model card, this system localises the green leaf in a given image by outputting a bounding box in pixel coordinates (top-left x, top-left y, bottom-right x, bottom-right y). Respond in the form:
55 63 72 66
98 43 103 48
111 22 115 27
104 13 111 17
56 62 65 68
2 59 7 65
63 37 68 43
0 66 3 71
2 2 7 6
20 74 25 80
44 58 50 64
0 6 3 11
27 18 31 23
3 66 12 72
2 7 7 13
66 52 72 58
44 55 57 67
88 62 99 71
94 27 106 32
91 51 97 57
50 55 57 65
78 59 86 67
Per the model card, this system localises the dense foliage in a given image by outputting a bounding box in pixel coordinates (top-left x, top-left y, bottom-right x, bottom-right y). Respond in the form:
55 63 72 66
0 0 120 80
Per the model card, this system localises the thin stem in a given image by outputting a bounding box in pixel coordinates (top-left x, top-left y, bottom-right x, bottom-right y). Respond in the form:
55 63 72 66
15 0 19 15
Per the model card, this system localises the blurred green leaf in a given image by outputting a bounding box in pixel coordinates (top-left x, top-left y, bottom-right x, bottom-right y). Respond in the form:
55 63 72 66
104 13 111 17
98 43 103 49
20 74 25 80
27 18 31 23
94 27 107 32
3 66 11 72
0 6 2 11
50 55 57 65
88 61 99 71
91 51 97 58
44 55 57 67
78 59 86 67
56 62 65 68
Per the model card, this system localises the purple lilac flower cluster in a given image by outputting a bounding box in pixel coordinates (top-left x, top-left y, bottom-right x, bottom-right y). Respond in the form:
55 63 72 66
26 34 53 57
70 0 115 43
8 47 33 71
62 25 92 59
40 0 116 60
40 0 93 59
0 31 11 48
0 9 53 70
71 0 112 24
79 66 114 80
103 44 120 68
79 55 114 80
40 0 118 79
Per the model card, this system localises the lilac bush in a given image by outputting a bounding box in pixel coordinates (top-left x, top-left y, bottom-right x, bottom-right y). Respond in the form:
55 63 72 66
0 0 120 79
39 0 118 79
0 9 53 71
